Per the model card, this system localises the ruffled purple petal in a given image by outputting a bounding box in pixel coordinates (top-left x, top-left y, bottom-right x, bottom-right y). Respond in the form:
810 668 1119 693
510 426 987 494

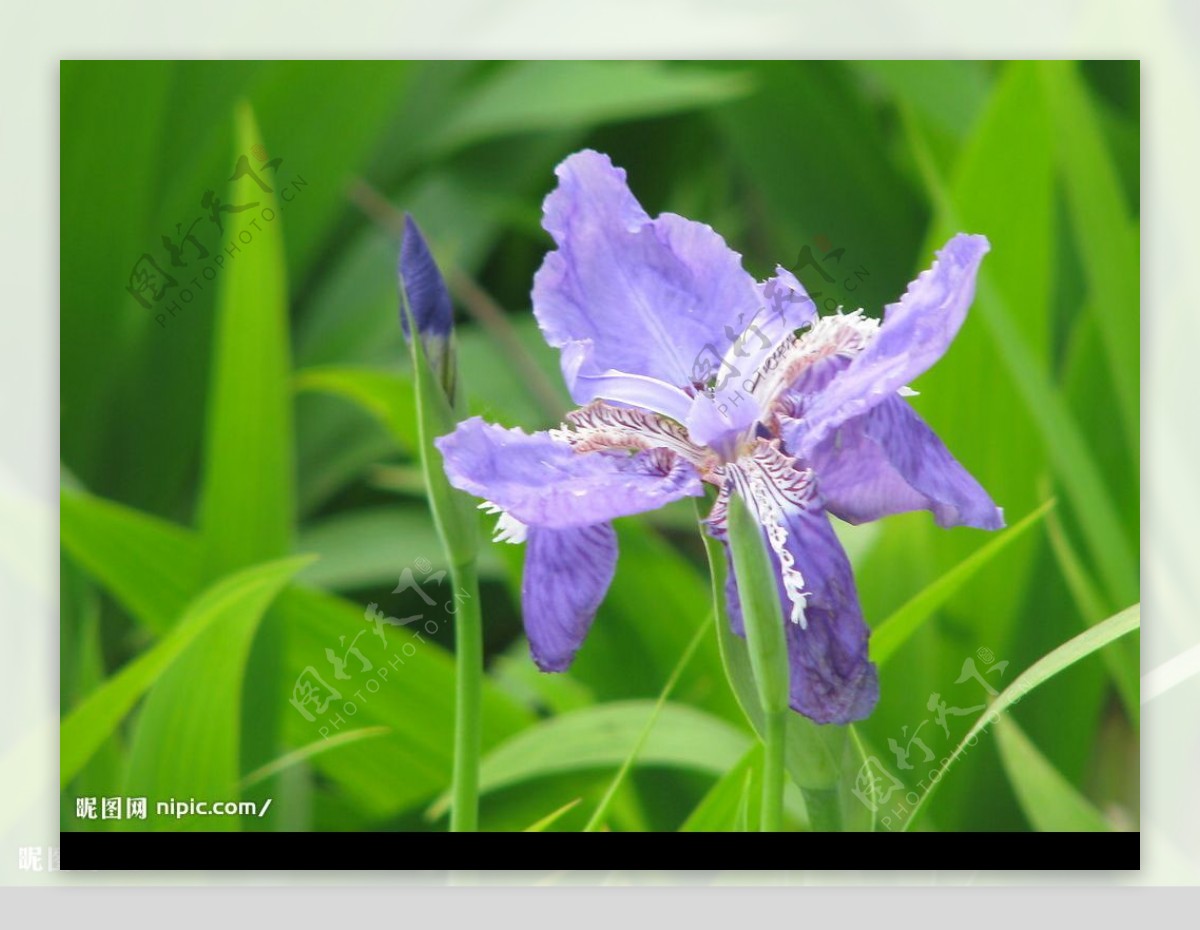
794 395 1004 530
792 234 989 449
435 417 704 528
533 150 762 400
779 503 879 724
522 523 617 671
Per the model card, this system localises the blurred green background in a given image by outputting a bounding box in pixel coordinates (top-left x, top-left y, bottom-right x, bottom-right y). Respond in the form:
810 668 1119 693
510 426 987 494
59 60 1139 833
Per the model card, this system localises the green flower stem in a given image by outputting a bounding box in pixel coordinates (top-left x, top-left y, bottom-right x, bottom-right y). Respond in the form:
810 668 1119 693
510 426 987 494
449 557 482 833
726 493 790 832
761 704 786 832
400 283 483 831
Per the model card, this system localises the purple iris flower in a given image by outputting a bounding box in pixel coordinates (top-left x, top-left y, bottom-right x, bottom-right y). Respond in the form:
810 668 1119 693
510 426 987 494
435 150 1003 725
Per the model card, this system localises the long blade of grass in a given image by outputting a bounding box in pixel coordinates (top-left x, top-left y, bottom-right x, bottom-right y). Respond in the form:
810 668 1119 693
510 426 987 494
583 616 711 831
240 726 391 790
294 366 417 450
870 500 1055 666
679 744 762 832
523 798 583 833
903 107 1138 609
60 555 311 788
196 102 294 579
60 489 202 636
994 715 1115 832
1039 61 1139 456
902 603 1139 830
426 701 751 821
122 556 316 828
1042 480 1139 721
423 61 752 155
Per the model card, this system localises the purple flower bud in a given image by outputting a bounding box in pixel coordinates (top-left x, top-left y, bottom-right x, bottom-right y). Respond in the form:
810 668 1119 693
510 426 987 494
398 213 455 396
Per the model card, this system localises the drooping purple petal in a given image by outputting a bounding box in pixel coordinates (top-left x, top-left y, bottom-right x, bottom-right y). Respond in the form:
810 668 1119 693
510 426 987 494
435 417 704 529
780 504 879 724
522 523 617 671
533 150 762 404
719 442 878 724
789 234 989 449
398 213 453 341
791 395 1004 530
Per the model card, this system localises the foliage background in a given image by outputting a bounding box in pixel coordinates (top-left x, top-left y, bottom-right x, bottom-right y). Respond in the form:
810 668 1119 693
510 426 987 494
59 60 1139 833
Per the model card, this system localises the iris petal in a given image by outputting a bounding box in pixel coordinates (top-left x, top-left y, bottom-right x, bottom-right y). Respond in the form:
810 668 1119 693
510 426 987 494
534 150 762 399
790 234 989 449
711 443 879 724
435 417 704 529
522 523 618 672
793 394 1005 530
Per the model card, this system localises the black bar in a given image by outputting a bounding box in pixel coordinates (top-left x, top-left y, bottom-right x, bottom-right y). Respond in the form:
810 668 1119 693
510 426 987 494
62 830 1139 872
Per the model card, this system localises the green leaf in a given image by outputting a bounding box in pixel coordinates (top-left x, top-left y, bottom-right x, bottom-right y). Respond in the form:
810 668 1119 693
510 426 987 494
680 744 762 832
121 556 314 828
1040 61 1139 455
583 616 711 831
994 716 1114 832
427 701 751 820
425 61 752 154
714 61 925 314
294 366 417 451
60 62 177 502
869 500 1056 666
60 489 203 636
902 603 1139 830
523 798 583 833
60 555 311 788
904 89 1138 611
1043 489 1139 721
196 101 294 579
277 585 533 819
240 726 391 790
851 61 993 139
295 506 503 591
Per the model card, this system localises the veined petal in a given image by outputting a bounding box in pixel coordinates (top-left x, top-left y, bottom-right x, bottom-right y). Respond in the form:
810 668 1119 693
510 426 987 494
685 267 819 448
790 234 989 448
522 523 617 672
561 342 694 424
435 417 704 529
791 394 1005 530
534 150 762 397
552 399 713 469
718 441 878 725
